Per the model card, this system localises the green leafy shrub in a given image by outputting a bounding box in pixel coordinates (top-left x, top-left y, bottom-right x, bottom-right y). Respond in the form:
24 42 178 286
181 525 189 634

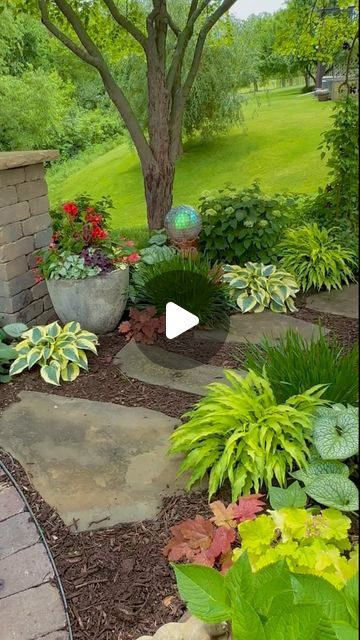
0 323 27 383
10 321 98 385
222 262 299 313
132 254 231 328
234 508 358 589
242 329 359 405
198 183 293 264
169 370 326 500
278 223 356 291
174 553 359 637
292 405 359 512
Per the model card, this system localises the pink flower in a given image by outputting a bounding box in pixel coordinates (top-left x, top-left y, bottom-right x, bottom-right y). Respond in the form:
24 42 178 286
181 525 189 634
128 252 140 264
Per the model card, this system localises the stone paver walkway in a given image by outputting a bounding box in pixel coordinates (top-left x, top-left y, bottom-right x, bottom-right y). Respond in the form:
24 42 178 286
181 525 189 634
0 392 189 531
306 283 359 319
196 311 326 343
0 473 69 640
114 342 245 395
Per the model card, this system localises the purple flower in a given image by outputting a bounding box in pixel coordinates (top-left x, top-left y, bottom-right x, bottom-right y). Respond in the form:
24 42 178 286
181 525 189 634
81 248 114 273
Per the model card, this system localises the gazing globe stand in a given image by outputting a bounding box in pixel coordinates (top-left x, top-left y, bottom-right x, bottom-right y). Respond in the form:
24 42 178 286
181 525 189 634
164 205 202 256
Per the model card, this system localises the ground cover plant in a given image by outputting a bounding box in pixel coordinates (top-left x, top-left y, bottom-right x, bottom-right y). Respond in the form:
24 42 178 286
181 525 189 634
173 551 358 639
242 329 359 405
169 370 326 500
198 183 292 265
222 262 299 313
278 223 356 291
9 321 98 385
131 254 230 329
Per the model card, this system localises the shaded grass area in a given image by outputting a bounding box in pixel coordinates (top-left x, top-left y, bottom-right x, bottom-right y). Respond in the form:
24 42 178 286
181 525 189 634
48 87 332 231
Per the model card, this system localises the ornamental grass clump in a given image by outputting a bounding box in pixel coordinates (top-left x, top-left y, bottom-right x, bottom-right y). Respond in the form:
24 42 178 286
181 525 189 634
169 370 326 500
278 223 356 291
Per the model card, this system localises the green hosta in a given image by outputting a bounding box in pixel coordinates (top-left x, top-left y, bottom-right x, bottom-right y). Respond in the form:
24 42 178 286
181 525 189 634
234 508 358 590
9 321 98 385
0 323 28 383
169 370 326 500
174 553 359 640
278 224 356 292
292 405 359 512
222 262 299 314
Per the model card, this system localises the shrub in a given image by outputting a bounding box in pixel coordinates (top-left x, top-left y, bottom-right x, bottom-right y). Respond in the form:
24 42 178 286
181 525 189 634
169 370 326 500
292 405 359 512
10 321 98 385
133 254 231 328
174 554 358 637
198 183 293 265
242 329 359 405
278 223 356 291
222 262 299 313
119 306 165 345
0 323 27 383
234 507 358 589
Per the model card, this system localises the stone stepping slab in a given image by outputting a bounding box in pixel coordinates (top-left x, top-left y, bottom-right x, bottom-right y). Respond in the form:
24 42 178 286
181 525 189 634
196 311 326 344
0 392 188 531
305 284 359 319
0 478 69 639
114 342 245 396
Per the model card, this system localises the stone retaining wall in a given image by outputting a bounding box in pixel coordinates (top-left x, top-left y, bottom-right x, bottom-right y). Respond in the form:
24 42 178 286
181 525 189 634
0 150 59 326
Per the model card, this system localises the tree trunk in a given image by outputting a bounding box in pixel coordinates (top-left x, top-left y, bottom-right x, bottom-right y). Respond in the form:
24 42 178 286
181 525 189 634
143 160 175 230
304 71 310 87
315 62 326 89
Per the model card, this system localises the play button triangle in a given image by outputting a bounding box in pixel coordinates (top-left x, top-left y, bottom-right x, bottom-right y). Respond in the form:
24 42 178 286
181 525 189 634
165 302 199 340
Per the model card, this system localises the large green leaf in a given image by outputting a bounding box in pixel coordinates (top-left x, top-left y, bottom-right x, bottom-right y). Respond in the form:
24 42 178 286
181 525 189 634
331 623 358 640
172 564 231 624
252 561 293 617
290 574 351 624
0 343 17 360
231 598 266 640
304 475 359 511
291 462 350 484
264 605 337 640
313 407 359 460
225 552 254 601
269 482 307 509
342 575 359 627
2 323 28 338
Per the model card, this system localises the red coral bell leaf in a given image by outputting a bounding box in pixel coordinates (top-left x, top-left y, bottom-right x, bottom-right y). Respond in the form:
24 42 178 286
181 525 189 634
119 321 131 334
162 515 215 562
209 501 237 529
207 526 236 561
232 493 266 523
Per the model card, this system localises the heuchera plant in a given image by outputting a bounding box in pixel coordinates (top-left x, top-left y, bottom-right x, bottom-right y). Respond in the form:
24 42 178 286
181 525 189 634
163 494 265 573
35 195 140 280
119 306 166 345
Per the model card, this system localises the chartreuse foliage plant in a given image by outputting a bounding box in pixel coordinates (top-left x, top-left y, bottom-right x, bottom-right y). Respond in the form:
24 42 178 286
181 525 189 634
169 370 326 500
9 322 98 386
173 552 359 640
242 329 359 405
278 223 356 292
222 262 299 314
234 508 358 590
0 323 28 383
198 183 293 265
292 405 359 512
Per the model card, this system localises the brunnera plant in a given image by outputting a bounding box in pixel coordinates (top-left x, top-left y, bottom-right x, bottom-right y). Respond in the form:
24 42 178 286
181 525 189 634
169 370 326 500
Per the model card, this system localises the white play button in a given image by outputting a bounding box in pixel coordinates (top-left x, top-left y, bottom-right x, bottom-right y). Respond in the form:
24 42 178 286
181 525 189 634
165 302 199 340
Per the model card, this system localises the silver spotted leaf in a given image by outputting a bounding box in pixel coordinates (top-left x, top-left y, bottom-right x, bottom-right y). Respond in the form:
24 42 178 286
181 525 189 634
291 461 350 484
304 474 359 511
313 406 359 460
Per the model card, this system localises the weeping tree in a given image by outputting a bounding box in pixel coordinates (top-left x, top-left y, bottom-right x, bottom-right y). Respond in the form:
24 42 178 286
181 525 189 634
19 0 238 229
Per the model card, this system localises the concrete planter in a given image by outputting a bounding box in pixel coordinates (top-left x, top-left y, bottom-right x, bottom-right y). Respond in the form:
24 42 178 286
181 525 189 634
46 268 129 334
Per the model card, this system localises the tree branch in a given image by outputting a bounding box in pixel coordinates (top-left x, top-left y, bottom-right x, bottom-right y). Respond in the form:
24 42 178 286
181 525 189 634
53 0 102 59
38 0 99 67
102 0 148 50
166 10 181 37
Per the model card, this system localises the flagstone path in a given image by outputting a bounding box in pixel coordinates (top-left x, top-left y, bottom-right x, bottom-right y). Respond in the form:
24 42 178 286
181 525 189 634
0 474 69 640
305 283 359 319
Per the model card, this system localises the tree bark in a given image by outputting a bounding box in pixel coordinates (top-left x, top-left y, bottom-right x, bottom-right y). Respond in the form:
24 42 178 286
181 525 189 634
315 61 326 88
144 160 175 229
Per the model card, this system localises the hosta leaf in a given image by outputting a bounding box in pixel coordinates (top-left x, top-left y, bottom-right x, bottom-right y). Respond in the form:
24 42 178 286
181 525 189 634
22 326 46 345
291 461 350 484
63 321 81 334
0 343 17 360
238 294 258 313
75 338 97 354
40 361 61 386
172 564 231 623
261 265 276 276
304 475 359 511
269 482 307 509
60 362 80 382
46 322 62 338
3 323 28 338
9 356 28 376
61 345 80 363
27 347 42 369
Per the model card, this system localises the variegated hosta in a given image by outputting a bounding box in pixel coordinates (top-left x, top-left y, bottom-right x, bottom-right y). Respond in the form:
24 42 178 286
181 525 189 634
222 262 299 314
169 370 326 500
9 321 98 385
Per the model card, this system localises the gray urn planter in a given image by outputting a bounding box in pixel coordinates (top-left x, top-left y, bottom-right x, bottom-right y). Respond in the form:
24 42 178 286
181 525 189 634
46 268 129 334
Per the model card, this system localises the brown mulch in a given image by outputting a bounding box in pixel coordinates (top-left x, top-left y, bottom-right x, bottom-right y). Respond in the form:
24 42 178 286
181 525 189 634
0 294 358 639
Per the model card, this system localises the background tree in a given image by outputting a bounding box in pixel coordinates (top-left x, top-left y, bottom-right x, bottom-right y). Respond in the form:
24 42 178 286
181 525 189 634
15 0 238 229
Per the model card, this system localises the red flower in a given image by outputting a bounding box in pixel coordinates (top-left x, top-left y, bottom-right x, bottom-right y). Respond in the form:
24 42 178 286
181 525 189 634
35 256 43 266
86 213 103 225
32 268 43 284
91 225 108 240
63 202 78 217
127 252 140 264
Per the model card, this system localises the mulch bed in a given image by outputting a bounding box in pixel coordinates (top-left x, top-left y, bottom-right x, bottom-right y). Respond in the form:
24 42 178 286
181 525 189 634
0 295 358 639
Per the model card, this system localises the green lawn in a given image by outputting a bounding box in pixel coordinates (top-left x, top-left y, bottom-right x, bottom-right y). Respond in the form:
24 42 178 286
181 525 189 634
48 87 332 230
